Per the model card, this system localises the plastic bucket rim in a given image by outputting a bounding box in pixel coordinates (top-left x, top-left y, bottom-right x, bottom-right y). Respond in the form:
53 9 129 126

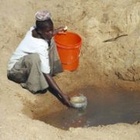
54 31 82 49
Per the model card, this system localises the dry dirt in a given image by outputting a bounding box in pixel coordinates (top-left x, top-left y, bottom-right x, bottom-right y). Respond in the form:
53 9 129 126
0 0 140 139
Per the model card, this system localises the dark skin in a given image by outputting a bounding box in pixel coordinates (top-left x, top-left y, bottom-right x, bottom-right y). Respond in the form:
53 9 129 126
32 24 72 107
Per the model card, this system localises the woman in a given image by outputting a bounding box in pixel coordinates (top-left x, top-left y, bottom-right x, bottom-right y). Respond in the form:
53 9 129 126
7 10 71 107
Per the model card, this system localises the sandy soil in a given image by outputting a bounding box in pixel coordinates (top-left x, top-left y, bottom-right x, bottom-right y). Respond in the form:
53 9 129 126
0 0 140 139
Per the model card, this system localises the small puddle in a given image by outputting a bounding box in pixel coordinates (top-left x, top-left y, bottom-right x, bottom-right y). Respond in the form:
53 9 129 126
37 86 140 130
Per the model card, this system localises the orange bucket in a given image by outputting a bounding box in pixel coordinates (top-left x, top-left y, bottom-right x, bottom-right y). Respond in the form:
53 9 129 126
54 31 82 71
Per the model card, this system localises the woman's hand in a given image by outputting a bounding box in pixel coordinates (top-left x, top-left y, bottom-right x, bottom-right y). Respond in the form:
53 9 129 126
53 26 67 35
62 94 72 107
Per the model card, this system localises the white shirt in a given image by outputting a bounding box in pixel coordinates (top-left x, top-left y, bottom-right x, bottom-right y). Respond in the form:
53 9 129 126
8 27 50 74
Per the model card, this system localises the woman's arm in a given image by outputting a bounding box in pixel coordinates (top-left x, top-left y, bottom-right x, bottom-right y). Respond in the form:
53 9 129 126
43 73 72 107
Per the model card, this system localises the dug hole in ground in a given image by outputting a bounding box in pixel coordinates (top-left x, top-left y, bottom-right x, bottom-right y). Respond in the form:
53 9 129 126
0 0 140 140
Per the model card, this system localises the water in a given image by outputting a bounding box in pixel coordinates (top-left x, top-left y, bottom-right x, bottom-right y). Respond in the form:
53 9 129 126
38 86 140 130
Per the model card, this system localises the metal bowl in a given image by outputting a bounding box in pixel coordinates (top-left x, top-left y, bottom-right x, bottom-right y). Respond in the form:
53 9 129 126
70 95 87 109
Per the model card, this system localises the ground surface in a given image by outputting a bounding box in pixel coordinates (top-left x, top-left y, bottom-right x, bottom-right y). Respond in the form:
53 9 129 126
0 0 140 139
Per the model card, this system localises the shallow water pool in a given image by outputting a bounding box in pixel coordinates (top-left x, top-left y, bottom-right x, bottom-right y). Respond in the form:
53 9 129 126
38 86 140 130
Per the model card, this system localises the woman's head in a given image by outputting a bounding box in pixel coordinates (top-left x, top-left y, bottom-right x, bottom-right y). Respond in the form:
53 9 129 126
35 19 54 40
35 10 54 40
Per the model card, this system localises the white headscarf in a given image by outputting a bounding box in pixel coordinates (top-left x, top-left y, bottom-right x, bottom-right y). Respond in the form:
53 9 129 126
35 10 51 21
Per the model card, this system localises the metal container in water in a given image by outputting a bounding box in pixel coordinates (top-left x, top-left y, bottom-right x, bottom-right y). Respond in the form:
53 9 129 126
70 95 87 109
